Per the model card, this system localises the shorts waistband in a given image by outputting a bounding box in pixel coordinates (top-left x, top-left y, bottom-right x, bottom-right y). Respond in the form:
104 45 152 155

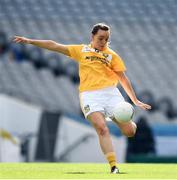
80 86 117 95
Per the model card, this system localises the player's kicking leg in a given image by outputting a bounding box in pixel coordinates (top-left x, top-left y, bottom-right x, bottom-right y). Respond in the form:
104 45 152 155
112 118 137 137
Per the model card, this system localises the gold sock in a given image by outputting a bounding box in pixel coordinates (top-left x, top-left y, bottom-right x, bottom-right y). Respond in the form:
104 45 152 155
105 152 117 168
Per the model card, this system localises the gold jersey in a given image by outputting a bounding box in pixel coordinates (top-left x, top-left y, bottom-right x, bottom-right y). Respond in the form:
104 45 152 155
67 44 126 92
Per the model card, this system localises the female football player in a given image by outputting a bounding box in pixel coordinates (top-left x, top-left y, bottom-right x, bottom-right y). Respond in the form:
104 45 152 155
13 23 151 174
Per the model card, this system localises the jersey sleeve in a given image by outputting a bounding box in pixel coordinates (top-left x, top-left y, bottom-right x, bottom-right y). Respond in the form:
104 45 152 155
111 53 126 72
66 44 83 62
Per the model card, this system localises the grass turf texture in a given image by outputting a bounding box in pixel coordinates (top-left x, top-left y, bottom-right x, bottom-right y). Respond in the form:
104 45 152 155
0 163 176 179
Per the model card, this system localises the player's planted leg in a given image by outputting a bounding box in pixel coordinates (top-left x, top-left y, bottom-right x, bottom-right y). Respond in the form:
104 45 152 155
87 112 119 174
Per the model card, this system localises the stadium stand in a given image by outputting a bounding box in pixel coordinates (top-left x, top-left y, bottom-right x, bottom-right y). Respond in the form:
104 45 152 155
0 0 177 123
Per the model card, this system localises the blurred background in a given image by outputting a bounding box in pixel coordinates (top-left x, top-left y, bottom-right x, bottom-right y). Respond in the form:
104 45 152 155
0 0 177 163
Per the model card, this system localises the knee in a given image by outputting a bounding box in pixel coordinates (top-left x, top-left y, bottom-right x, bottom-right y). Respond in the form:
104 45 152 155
88 112 109 137
122 122 137 137
95 122 109 136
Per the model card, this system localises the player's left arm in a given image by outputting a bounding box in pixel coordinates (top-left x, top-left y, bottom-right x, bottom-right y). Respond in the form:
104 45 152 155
116 71 151 110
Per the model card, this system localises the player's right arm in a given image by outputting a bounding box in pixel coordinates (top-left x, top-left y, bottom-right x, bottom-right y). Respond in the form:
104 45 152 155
13 36 70 56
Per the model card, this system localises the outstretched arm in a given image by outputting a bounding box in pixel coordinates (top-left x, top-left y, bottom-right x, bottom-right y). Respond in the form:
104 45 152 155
13 36 70 56
116 71 151 110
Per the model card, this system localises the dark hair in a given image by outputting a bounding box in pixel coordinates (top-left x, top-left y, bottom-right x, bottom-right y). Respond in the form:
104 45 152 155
91 23 110 35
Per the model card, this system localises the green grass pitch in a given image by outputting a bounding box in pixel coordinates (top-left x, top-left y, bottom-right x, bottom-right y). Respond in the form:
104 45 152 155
0 163 176 179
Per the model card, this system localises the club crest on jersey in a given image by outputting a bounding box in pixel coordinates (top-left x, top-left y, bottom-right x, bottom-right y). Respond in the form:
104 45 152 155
103 53 112 61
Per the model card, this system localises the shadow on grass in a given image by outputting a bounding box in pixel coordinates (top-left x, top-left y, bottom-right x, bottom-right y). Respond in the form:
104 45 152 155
66 172 86 174
65 171 128 175
118 172 128 174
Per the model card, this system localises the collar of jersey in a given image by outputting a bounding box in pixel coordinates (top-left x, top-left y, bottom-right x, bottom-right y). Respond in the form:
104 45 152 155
86 44 108 56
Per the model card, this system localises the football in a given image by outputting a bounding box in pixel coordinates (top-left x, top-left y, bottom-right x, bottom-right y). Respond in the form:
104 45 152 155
113 102 134 123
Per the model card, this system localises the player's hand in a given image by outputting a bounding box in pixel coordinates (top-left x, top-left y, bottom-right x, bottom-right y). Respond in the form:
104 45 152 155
13 36 31 44
134 100 151 110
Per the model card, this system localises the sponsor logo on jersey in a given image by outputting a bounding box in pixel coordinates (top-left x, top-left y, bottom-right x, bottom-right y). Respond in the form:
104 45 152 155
82 45 112 66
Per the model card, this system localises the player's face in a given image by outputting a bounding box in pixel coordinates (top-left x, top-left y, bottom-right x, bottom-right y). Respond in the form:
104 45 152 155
92 29 110 51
